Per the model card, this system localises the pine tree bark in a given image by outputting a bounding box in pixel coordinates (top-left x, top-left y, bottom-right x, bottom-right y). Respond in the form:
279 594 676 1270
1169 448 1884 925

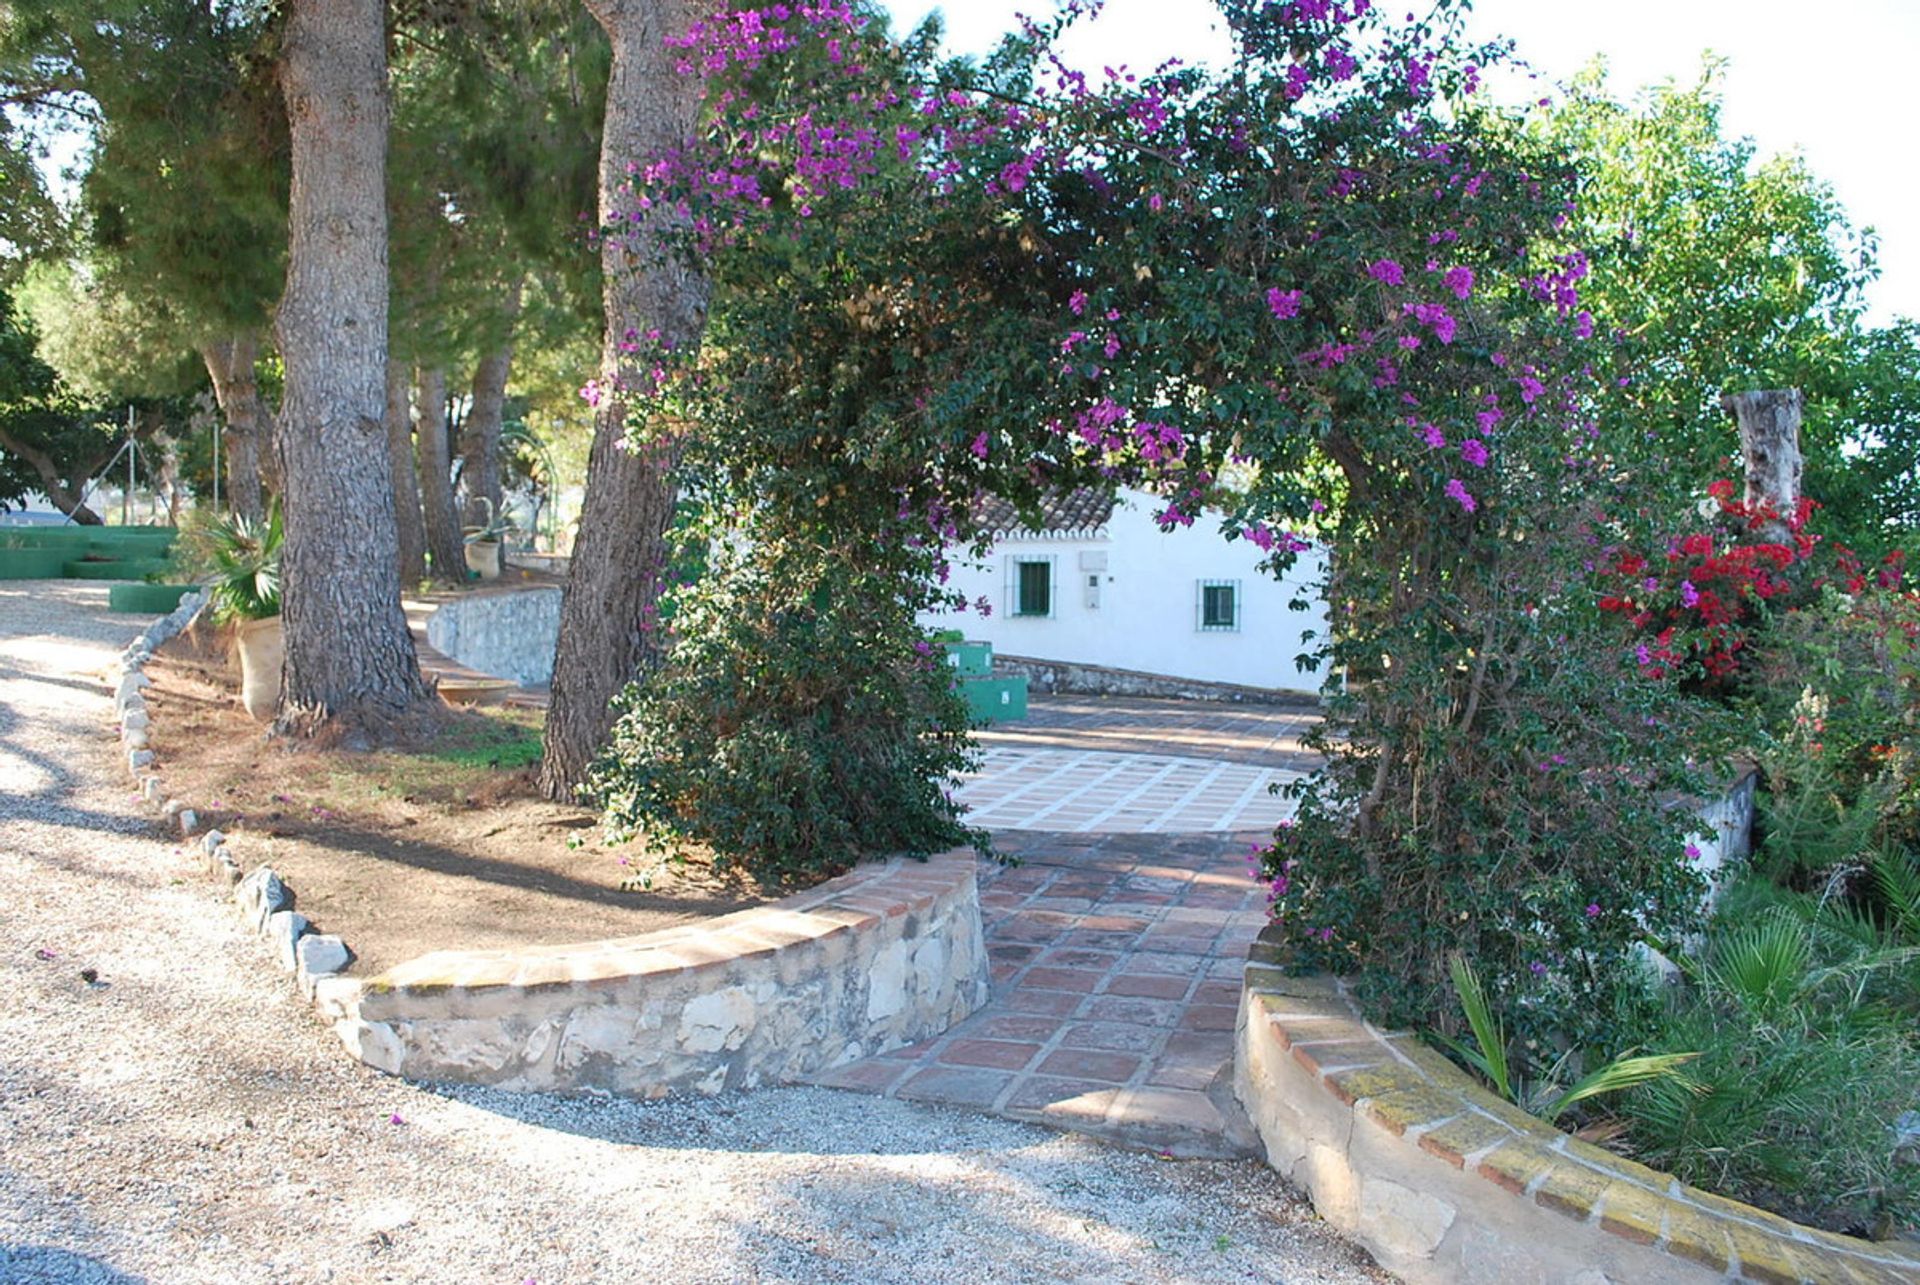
385 357 427 585
272 0 429 732
462 285 520 529
538 0 709 800
414 366 466 581
198 333 267 524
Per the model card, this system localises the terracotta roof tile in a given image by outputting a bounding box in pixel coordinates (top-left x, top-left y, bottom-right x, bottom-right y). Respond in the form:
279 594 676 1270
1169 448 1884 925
975 487 1116 538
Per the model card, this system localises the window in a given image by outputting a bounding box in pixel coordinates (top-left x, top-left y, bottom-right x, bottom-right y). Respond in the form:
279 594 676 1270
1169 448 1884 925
1005 556 1056 618
1198 579 1241 632
1016 559 1053 617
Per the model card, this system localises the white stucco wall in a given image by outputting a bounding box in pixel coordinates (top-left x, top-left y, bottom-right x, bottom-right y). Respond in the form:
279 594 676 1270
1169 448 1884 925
923 491 1329 694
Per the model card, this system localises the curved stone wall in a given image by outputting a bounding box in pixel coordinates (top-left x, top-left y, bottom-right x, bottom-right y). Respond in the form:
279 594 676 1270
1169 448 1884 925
311 850 990 1096
422 586 562 687
1232 928 1920 1284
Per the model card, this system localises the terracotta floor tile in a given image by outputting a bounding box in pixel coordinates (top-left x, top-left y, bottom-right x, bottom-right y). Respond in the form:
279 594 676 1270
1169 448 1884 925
809 1059 910 1092
968 1013 1064 1042
998 987 1086 1017
1037 947 1121 970
1181 1004 1240 1032
1002 1076 1125 1122
1056 1021 1166 1053
1141 1059 1217 1090
939 1038 1043 1070
1036 1047 1141 1083
1021 966 1106 993
1103 973 1191 1001
896 1065 1016 1108
1193 981 1242 1007
1080 995 1185 1027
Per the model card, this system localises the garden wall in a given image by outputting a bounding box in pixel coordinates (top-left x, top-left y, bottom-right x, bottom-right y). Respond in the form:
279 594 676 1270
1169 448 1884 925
1232 929 1920 1284
992 653 1321 707
422 585 561 687
310 850 990 1095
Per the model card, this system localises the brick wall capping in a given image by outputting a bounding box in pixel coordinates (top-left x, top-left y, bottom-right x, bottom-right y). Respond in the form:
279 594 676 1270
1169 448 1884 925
1233 936 1920 1283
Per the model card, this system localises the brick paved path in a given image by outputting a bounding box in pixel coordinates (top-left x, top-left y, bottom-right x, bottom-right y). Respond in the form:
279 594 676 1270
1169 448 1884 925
811 695 1320 1157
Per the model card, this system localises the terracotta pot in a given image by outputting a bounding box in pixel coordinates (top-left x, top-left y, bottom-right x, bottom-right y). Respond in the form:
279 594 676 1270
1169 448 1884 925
234 615 283 723
464 539 502 581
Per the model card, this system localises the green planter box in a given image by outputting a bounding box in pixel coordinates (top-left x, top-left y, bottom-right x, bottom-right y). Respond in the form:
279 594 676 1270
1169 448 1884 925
108 582 197 614
959 674 1028 723
89 534 174 561
63 558 170 581
0 528 93 550
943 640 994 678
0 547 72 579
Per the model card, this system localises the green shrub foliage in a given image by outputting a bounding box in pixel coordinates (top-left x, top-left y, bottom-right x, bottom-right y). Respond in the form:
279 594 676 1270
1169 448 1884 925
587 520 985 887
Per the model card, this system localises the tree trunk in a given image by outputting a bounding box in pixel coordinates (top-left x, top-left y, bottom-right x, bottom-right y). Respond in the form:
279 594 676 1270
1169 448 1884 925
462 342 515 529
414 366 466 582
538 0 709 800
1722 388 1804 543
0 425 106 522
385 357 427 585
272 0 429 733
198 333 267 524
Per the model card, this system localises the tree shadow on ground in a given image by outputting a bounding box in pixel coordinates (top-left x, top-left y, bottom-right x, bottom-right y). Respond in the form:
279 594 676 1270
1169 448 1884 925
0 1243 149 1283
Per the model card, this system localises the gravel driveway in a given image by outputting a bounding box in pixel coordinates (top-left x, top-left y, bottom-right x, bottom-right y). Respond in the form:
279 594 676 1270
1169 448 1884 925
0 583 1384 1285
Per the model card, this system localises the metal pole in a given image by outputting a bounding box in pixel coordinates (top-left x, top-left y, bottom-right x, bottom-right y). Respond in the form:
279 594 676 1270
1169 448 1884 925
212 419 221 516
124 406 134 526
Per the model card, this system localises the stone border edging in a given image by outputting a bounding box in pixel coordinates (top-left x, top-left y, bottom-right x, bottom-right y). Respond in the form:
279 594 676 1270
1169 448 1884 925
113 594 990 1097
109 594 358 999
308 850 990 1096
1232 927 1920 1284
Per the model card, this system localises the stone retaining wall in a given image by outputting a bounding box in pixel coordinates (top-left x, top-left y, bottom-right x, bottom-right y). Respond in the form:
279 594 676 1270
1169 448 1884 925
422 585 561 687
992 653 1320 706
1233 930 1920 1284
311 850 990 1096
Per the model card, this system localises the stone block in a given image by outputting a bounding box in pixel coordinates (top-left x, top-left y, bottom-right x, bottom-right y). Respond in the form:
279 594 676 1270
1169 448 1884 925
676 984 759 1054
176 809 198 837
200 830 225 856
128 747 155 773
236 866 292 927
297 935 355 995
1358 1176 1457 1262
267 910 311 971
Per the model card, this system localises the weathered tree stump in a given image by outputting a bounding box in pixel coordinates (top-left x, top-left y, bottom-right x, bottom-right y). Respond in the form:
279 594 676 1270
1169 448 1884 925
1721 388 1804 543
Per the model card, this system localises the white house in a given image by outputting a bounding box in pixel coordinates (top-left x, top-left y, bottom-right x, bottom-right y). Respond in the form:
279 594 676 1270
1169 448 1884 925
922 487 1330 697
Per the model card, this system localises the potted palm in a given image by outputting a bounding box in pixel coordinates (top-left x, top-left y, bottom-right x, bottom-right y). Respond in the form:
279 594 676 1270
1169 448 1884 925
195 504 283 722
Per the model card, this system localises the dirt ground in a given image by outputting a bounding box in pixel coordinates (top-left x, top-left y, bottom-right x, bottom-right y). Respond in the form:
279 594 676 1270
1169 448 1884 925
143 625 766 976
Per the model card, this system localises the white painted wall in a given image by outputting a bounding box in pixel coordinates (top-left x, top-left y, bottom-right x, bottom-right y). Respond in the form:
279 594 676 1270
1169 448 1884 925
923 490 1330 694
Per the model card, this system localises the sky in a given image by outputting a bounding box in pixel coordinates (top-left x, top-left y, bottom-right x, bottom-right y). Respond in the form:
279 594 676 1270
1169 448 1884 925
879 0 1920 326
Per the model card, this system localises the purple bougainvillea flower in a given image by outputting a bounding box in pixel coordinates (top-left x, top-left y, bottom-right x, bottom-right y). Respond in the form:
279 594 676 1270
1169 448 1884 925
1444 478 1477 513
1367 258 1405 285
1265 287 1302 319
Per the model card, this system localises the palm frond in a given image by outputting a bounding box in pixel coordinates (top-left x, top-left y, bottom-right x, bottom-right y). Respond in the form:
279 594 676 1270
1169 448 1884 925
1447 953 1513 1103
1544 1052 1701 1121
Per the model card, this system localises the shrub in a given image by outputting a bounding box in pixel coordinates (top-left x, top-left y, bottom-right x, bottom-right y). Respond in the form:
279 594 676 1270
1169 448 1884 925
586 527 985 887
